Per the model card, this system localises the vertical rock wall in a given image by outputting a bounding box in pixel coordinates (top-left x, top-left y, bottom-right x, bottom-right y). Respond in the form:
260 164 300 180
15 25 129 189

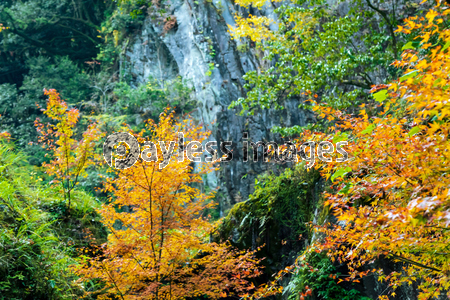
125 0 313 214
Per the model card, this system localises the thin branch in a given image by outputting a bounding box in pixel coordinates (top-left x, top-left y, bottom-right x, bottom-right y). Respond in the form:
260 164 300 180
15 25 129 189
389 253 442 273
56 23 97 45
365 0 398 57
341 80 371 89
100 261 126 300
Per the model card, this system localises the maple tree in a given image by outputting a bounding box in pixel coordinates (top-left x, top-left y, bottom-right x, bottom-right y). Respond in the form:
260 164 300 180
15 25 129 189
310 3 450 298
227 0 450 299
248 1 450 299
35 89 103 211
74 109 263 299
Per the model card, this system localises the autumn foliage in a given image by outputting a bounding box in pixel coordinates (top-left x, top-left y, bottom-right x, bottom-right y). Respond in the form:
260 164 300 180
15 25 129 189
25 1 450 299
295 2 450 299
228 0 450 299
35 89 103 210
74 110 262 299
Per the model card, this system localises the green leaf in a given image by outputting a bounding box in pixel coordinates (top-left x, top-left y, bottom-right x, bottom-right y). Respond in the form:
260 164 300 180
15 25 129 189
338 183 352 195
332 132 349 144
399 70 419 82
373 90 388 103
433 78 442 87
48 279 56 288
402 41 415 50
408 126 421 137
442 40 450 52
361 124 375 135
331 167 352 182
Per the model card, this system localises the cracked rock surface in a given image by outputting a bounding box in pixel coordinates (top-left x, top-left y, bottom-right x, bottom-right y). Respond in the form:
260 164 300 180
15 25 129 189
125 0 313 214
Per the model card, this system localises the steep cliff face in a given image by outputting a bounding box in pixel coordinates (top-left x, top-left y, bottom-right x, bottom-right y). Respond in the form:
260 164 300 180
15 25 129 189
123 0 314 213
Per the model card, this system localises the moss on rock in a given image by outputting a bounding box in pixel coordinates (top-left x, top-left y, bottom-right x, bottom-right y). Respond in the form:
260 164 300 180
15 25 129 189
216 163 325 274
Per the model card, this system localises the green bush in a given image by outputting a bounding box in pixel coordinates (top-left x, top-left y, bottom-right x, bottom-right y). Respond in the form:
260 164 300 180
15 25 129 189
0 56 91 150
112 76 196 128
20 56 91 105
0 142 105 299
285 248 372 300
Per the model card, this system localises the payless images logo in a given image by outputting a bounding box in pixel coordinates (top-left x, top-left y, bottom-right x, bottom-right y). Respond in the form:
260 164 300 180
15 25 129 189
103 132 348 170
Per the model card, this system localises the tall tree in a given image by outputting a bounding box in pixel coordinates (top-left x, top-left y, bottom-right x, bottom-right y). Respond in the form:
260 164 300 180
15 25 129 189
249 1 450 299
35 89 103 211
312 3 450 298
75 110 263 299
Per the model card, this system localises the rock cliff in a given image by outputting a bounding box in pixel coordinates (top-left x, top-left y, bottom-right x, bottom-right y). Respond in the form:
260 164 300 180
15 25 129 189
123 0 314 214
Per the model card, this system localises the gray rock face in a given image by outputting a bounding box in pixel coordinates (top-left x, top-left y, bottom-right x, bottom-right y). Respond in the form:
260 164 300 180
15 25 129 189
124 0 313 214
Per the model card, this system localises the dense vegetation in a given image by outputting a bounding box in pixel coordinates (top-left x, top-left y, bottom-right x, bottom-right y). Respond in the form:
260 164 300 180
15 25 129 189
0 142 106 299
1 0 449 299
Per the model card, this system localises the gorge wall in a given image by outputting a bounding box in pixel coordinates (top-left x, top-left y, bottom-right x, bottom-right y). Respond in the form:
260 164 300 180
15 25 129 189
122 0 314 214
